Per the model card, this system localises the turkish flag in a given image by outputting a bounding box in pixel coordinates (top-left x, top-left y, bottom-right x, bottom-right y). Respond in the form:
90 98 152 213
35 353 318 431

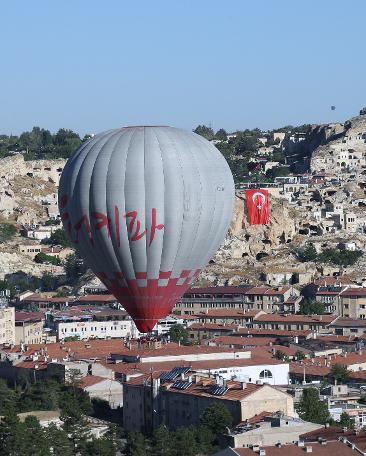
245 189 270 225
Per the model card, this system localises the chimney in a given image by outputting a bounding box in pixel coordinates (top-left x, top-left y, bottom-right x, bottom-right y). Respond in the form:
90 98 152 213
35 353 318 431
259 450 266 456
240 382 247 390
305 446 313 453
195 375 201 383
297 441 305 447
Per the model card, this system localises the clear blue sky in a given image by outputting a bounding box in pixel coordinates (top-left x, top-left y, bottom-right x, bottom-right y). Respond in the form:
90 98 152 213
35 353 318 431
1 0 365 136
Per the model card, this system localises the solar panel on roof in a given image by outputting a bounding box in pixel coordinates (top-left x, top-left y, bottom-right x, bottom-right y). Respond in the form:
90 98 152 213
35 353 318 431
208 385 228 396
171 380 193 390
160 366 191 382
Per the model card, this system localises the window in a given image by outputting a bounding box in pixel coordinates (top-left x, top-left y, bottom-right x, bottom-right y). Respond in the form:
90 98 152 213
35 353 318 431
259 369 273 379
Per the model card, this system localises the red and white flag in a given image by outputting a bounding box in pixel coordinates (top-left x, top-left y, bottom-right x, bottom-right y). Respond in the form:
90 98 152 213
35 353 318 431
245 189 270 225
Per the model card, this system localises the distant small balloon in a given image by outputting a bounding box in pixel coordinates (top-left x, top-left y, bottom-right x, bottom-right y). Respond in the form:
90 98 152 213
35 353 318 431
331 106 336 111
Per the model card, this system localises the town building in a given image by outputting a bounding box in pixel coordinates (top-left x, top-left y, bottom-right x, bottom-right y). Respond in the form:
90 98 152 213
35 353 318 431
174 286 302 315
0 305 15 345
214 441 359 456
20 224 55 241
221 412 321 448
80 375 123 409
251 314 336 333
15 311 44 345
45 306 138 341
123 374 295 433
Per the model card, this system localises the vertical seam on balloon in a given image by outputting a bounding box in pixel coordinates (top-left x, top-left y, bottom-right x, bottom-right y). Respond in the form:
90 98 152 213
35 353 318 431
195 134 234 265
190 133 221 268
123 128 140 282
100 130 126 273
65 131 116 275
175 129 204 270
152 128 166 276
106 130 132 283
68 130 112 196
161 127 185 278
88 130 122 279
151 127 166 320
142 126 149 318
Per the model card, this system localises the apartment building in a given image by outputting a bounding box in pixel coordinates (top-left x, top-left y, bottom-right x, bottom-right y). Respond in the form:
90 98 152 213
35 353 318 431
252 314 336 333
315 286 366 318
15 311 44 345
174 286 302 315
123 373 295 433
0 306 15 345
46 306 138 341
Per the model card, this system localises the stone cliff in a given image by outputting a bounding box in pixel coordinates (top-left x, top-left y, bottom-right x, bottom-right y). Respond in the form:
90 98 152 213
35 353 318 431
0 155 65 224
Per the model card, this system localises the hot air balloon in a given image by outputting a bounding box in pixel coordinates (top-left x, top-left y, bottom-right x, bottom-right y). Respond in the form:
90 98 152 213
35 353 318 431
58 126 235 332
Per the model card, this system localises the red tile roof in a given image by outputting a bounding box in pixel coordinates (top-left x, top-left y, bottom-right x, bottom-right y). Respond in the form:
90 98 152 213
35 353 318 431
107 353 283 376
184 286 252 296
194 309 261 318
255 314 335 324
77 295 117 302
300 425 357 441
330 317 366 328
80 375 108 388
15 311 44 322
233 441 356 455
207 336 277 347
189 322 239 332
2 340 254 364
289 362 330 377
162 380 290 403
237 328 311 338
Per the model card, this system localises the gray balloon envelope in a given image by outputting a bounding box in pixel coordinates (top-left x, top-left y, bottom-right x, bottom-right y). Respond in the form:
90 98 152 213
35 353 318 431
58 126 235 332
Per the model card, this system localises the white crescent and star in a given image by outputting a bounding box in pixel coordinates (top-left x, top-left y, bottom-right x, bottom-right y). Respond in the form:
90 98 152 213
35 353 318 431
252 192 266 210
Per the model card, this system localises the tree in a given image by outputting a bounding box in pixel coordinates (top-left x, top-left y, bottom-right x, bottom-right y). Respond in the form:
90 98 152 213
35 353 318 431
194 425 217 455
84 436 117 456
151 425 172 456
215 129 228 141
0 409 24 455
294 350 306 361
329 364 350 384
171 426 198 456
200 403 233 435
45 423 73 456
193 125 214 140
125 432 149 456
0 223 17 243
296 388 329 424
20 415 50 455
274 350 288 361
297 243 318 262
299 299 325 315
318 248 363 267
41 272 58 291
34 252 60 265
47 228 73 248
0 380 18 415
169 324 189 343
338 411 355 429
64 253 87 284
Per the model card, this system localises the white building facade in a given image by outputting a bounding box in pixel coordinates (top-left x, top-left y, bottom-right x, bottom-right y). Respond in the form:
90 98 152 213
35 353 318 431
0 306 15 345
199 362 289 386
57 319 139 341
